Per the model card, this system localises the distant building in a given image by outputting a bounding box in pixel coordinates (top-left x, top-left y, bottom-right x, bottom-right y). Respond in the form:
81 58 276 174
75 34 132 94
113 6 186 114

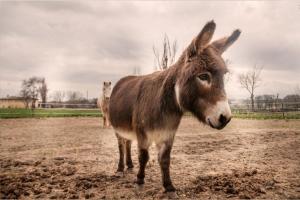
0 97 38 109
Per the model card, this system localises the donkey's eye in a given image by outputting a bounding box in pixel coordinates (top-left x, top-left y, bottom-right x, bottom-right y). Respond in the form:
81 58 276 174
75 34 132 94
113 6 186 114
198 73 210 82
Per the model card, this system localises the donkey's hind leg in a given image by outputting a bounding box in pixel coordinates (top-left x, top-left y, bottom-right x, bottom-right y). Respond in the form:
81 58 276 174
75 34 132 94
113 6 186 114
136 132 150 185
125 140 134 169
116 134 125 172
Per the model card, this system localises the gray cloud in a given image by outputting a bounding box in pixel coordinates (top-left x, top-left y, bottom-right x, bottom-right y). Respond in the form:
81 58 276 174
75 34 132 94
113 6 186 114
24 1 92 13
0 1 299 99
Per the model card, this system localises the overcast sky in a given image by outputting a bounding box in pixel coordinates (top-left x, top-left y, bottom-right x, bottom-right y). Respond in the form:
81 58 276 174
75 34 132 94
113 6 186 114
0 1 299 100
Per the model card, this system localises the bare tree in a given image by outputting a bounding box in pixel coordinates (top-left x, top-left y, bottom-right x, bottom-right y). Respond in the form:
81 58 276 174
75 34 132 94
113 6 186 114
52 90 65 102
20 85 33 108
66 91 83 102
20 76 48 108
153 34 177 70
20 77 40 108
38 78 48 108
238 65 263 111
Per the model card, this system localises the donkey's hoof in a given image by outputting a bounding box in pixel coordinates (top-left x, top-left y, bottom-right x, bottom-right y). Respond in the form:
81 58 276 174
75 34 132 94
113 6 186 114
164 185 176 193
127 163 134 169
135 178 144 185
115 171 124 177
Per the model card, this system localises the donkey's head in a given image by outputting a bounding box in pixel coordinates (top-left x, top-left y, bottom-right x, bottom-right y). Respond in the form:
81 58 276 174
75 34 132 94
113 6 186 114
175 21 240 130
102 81 112 98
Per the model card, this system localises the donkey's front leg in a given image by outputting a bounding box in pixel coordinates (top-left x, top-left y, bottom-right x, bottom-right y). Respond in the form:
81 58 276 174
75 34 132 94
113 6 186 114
157 142 176 192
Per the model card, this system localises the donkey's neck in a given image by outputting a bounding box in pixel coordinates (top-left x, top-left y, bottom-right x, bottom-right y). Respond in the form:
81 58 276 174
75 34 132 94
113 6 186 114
157 64 183 118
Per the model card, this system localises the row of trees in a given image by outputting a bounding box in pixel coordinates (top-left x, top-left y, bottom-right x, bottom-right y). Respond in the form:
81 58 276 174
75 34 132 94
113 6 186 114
231 93 300 112
255 94 300 110
49 90 97 108
19 77 97 108
51 90 96 103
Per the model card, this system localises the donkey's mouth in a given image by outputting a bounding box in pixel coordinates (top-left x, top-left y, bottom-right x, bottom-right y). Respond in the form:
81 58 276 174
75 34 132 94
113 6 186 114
207 118 226 130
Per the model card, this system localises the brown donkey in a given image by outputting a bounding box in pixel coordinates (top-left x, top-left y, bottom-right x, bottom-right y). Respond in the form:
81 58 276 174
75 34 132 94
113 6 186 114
98 81 112 128
109 21 241 192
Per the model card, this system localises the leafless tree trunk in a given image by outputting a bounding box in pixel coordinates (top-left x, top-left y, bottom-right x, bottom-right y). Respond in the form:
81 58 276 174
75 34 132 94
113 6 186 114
38 78 48 108
238 65 263 111
153 34 177 70
20 85 31 108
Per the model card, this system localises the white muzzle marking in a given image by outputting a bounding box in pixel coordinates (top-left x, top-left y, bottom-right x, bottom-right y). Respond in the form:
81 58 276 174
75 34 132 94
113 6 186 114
206 99 231 129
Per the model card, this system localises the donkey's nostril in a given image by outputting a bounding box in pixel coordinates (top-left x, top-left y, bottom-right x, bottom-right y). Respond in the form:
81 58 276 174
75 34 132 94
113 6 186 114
219 114 228 125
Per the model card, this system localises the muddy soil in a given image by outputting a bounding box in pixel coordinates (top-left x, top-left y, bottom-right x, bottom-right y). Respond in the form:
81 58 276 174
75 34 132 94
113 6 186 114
0 117 299 199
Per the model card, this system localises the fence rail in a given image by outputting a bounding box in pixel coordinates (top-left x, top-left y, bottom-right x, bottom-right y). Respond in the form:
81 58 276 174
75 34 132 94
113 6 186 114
31 101 300 119
229 101 300 119
230 101 300 112
38 102 98 109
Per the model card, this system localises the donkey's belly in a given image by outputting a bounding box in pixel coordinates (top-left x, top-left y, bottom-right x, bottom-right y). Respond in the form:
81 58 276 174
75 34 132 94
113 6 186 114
147 130 176 144
115 128 176 144
115 129 137 141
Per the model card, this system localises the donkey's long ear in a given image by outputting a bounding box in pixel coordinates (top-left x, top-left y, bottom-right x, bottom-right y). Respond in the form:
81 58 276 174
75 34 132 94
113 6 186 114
211 29 241 54
191 20 216 55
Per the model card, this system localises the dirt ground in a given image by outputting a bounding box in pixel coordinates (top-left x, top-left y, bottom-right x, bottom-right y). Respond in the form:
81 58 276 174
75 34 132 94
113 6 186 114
0 117 299 199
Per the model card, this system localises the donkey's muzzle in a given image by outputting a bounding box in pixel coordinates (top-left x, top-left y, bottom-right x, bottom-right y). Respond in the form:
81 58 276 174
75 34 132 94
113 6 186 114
208 115 231 130
206 99 232 130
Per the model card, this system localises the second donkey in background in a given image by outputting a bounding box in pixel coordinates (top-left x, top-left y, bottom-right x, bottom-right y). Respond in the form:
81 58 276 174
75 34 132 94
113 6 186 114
98 81 112 128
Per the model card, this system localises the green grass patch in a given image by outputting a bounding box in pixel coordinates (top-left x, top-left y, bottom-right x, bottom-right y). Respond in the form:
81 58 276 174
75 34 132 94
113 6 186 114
1 108 299 120
0 108 102 119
